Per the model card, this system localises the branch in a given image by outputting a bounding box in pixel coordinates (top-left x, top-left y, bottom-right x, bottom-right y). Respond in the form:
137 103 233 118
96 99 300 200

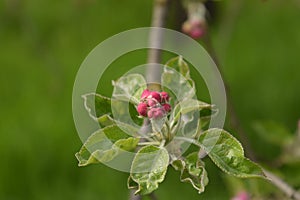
202 25 300 200
129 0 169 200
264 169 300 200
146 0 169 91
129 190 142 200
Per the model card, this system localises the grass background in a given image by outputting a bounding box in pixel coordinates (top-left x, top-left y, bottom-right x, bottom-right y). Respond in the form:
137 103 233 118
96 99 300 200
1 0 300 199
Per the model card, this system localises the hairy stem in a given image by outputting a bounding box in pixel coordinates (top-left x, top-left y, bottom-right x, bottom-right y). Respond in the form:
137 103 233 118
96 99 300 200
129 0 169 200
264 169 300 200
146 0 169 91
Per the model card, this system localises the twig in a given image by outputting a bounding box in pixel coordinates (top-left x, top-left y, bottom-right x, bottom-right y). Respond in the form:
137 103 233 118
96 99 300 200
146 0 169 90
129 1 169 200
149 192 158 200
202 22 300 200
264 169 300 200
129 190 142 200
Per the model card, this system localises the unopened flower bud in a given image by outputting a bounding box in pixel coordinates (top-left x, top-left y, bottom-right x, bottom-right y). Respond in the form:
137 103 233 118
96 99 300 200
190 27 205 39
160 91 169 102
141 89 151 99
150 91 161 103
137 102 148 117
162 103 171 112
148 107 165 119
147 99 157 107
231 191 249 200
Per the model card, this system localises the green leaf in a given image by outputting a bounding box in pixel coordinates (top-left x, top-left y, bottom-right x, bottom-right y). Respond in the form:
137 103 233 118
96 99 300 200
165 56 191 79
82 93 143 127
199 128 266 178
110 97 143 127
170 99 215 138
82 93 112 121
172 152 208 193
75 125 139 166
112 73 147 105
171 99 213 124
162 56 196 102
130 145 169 195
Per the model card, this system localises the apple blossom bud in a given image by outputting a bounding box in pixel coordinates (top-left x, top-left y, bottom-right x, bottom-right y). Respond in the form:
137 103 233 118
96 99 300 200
160 91 169 102
231 191 249 200
137 102 148 117
141 89 151 99
162 103 171 112
147 99 157 107
147 107 165 119
150 91 161 103
190 27 205 39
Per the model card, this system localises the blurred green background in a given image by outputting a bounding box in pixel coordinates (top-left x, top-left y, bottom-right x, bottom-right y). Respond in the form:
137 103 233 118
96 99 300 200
1 0 300 199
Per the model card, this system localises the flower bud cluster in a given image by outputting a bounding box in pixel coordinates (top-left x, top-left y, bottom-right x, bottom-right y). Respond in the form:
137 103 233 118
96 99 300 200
182 2 207 39
137 89 171 119
182 18 206 39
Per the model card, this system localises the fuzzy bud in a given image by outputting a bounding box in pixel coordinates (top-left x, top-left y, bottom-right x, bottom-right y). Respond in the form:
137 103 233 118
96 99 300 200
147 99 157 107
137 102 148 117
149 91 161 103
162 103 171 112
231 191 249 200
160 91 169 102
147 107 165 119
141 89 151 99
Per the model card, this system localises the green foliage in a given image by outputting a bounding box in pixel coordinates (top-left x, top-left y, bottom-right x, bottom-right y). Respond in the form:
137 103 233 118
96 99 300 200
76 125 139 166
76 56 265 196
199 129 265 178
172 152 208 193
112 73 147 104
130 146 169 195
162 56 196 102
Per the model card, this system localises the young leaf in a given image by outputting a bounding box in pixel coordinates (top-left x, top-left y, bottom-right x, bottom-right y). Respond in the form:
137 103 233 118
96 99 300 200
199 128 266 178
130 145 169 195
171 99 213 124
75 125 139 166
165 56 191 79
162 57 196 102
82 93 112 121
112 73 147 105
172 152 208 193
82 93 143 127
170 99 215 138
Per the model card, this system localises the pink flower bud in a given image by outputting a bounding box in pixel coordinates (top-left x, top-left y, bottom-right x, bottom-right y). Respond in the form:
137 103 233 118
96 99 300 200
147 107 165 119
162 103 171 112
141 89 151 99
190 27 205 39
231 191 249 200
150 91 161 103
160 91 169 102
137 102 148 117
147 99 157 107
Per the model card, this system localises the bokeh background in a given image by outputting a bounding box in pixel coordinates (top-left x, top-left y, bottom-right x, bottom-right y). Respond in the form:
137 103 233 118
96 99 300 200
1 0 300 199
